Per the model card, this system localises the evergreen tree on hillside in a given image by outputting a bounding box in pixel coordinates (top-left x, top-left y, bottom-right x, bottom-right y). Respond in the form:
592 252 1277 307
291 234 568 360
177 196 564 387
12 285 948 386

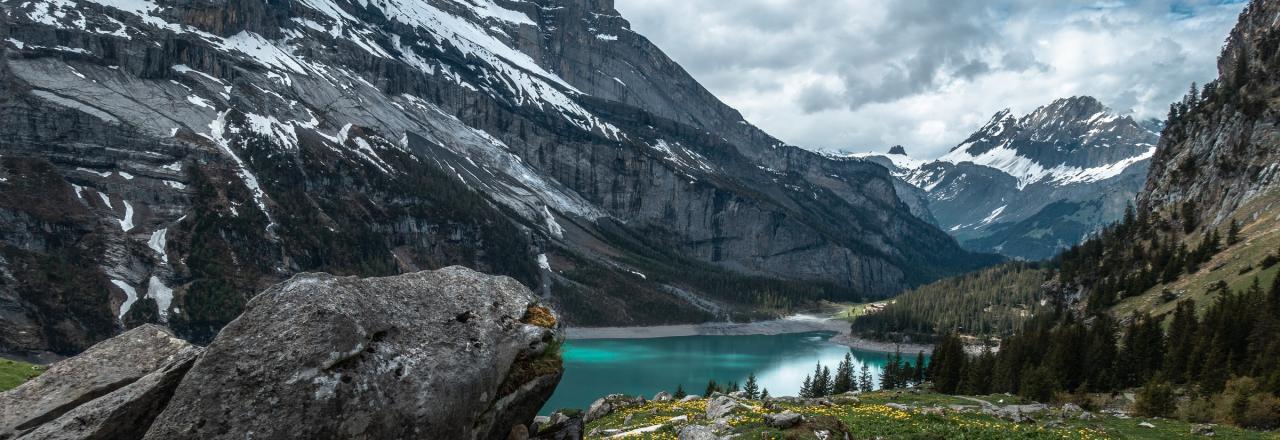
705 379 719 397
744 373 759 399
914 351 927 384
800 375 813 398
673 384 686 399
818 366 833 396
858 364 873 392
1165 300 1199 384
760 388 770 400
929 334 967 393
833 353 854 394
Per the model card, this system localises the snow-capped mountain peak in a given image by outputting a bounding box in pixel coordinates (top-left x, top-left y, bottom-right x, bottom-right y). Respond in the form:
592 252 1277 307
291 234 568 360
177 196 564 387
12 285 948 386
850 96 1158 260
938 96 1157 189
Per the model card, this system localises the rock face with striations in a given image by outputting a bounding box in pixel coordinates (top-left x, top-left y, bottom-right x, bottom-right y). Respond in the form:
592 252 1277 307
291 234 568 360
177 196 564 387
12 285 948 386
0 0 993 355
0 267 562 440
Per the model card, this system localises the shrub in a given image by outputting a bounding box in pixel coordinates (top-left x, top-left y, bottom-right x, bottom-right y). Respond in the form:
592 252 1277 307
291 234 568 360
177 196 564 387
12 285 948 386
1261 253 1279 270
1239 393 1280 430
1179 397 1215 423
1215 377 1259 425
1134 379 1177 418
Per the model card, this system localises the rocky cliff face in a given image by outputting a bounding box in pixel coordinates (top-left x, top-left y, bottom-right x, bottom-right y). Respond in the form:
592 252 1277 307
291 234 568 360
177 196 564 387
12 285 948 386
853 97 1158 260
1139 0 1280 226
0 0 992 355
0 267 563 440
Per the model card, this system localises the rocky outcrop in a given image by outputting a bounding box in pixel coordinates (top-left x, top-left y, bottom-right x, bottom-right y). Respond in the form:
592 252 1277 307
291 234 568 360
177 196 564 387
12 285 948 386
0 324 200 440
1139 0 1280 226
1 267 562 440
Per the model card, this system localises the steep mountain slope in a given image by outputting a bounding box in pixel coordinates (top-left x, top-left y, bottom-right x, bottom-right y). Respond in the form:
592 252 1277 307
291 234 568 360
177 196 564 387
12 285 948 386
1110 0 1280 319
0 0 992 356
850 0 1280 338
853 97 1158 260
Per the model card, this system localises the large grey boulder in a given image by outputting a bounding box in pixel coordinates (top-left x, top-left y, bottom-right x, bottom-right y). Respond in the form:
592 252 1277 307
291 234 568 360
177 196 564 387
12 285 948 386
0 325 200 440
143 267 562 440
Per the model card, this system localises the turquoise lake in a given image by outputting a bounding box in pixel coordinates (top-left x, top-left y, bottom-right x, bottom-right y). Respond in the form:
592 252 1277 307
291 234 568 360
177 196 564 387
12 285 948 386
540 331 927 414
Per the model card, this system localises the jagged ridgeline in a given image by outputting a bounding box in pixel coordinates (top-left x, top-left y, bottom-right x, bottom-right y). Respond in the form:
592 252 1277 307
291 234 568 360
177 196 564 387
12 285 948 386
851 96 1159 261
0 0 997 355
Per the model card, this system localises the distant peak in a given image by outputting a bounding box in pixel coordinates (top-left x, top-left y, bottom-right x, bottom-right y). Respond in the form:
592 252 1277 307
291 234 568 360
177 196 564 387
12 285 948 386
1040 96 1110 118
887 145 908 155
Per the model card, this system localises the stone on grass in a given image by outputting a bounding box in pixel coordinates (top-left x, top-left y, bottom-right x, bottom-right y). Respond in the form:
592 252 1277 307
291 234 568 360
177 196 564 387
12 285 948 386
764 410 803 429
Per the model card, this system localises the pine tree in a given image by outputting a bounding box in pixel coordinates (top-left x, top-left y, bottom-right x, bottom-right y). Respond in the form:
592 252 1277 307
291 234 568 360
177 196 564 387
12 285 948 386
1165 300 1199 384
705 380 719 398
930 334 967 393
1228 219 1241 245
744 373 759 399
858 364 873 392
799 375 812 398
760 388 770 400
914 351 927 384
673 384 687 399
819 366 833 396
833 353 854 394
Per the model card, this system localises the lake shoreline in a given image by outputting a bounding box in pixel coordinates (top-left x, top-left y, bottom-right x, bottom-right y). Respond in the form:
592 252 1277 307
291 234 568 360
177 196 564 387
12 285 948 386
565 315 935 354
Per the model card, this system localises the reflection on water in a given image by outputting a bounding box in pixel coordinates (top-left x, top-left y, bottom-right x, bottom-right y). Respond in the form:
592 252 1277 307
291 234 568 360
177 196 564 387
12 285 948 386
540 331 927 414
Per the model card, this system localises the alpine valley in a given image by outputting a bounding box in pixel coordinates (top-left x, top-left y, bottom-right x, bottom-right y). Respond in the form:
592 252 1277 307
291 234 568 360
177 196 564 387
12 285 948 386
2 0 1280 439
0 0 997 357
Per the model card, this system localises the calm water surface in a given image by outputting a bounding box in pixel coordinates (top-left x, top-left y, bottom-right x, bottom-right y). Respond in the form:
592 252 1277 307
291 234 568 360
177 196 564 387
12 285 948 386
540 331 927 414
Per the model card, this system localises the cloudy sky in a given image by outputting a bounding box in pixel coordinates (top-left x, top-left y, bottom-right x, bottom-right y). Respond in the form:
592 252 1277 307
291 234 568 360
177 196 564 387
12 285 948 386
613 0 1247 159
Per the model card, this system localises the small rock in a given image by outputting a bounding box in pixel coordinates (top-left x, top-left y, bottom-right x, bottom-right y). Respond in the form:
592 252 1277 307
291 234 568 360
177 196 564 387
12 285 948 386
920 406 945 416
728 391 747 398
584 399 612 423
533 416 579 440
623 413 633 425
1191 424 1215 436
886 403 910 411
1139 421 1156 428
531 416 550 433
549 412 570 426
668 415 689 423
679 394 702 402
706 395 743 419
653 391 672 401
1061 403 1084 413
508 424 529 440
764 411 803 429
678 425 719 440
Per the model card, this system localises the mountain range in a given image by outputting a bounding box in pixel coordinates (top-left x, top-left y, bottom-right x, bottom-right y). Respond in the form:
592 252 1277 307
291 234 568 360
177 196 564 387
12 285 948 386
851 96 1160 260
0 0 1000 356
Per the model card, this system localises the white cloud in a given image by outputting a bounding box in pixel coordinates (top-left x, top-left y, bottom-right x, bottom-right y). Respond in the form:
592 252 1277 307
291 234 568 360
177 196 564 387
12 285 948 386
614 0 1246 159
